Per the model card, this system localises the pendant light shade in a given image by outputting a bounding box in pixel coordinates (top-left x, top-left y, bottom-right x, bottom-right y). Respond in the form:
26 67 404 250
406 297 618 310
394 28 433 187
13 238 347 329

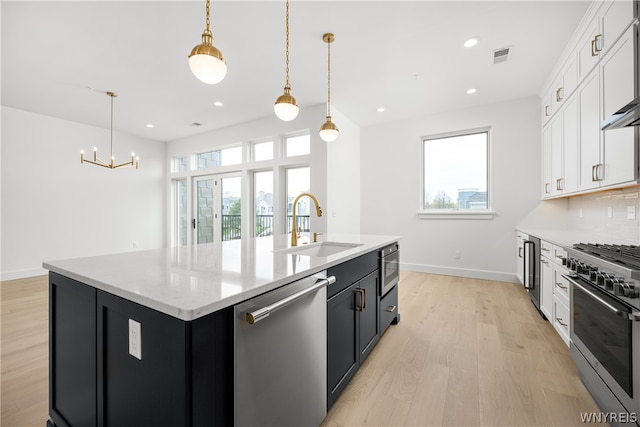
188 0 227 84
274 0 299 121
319 33 339 142
319 116 339 142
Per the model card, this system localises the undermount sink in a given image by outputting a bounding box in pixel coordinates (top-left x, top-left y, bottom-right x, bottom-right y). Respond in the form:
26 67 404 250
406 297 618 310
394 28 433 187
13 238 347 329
277 241 363 257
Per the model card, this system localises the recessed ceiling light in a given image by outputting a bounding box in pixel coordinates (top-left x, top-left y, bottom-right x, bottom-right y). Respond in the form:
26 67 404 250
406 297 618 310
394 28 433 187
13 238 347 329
377 107 385 113
214 101 224 107
146 124 155 128
464 37 479 48
466 88 477 94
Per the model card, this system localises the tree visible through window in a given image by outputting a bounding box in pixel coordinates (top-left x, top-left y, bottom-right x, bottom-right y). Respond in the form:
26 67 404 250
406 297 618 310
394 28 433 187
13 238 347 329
423 129 489 210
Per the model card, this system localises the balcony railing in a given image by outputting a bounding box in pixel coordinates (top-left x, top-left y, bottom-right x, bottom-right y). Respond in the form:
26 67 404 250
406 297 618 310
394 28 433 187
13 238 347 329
221 215 311 241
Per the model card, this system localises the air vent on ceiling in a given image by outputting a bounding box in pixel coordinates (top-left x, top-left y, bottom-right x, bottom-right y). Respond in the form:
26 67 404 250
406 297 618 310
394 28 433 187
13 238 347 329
492 46 512 64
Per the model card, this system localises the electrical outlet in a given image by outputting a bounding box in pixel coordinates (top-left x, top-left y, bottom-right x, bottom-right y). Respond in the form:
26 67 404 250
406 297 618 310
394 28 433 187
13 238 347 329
607 207 613 218
628 206 637 220
129 319 142 360
133 241 138 248
455 251 461 259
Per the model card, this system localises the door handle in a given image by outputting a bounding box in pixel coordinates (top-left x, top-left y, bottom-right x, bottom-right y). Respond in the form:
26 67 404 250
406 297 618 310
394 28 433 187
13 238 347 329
192 218 196 229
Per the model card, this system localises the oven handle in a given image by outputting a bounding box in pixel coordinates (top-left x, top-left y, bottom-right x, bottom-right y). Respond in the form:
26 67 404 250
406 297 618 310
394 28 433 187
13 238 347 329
563 274 640 321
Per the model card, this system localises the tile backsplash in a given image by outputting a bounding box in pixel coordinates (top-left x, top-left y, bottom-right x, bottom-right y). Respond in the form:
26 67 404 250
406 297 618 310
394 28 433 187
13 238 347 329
567 187 640 245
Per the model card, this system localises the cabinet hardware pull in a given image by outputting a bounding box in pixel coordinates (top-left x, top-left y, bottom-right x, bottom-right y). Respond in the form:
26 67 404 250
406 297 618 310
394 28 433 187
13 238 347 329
541 260 550 265
545 183 551 194
556 88 563 102
592 163 603 182
545 105 551 116
555 317 568 327
385 305 397 313
355 289 365 312
591 34 602 56
555 282 567 290
556 178 563 191
518 247 523 258
542 247 551 252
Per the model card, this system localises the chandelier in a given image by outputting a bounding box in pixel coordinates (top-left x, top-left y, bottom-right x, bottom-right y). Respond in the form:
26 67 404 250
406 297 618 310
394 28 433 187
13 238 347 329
80 91 139 170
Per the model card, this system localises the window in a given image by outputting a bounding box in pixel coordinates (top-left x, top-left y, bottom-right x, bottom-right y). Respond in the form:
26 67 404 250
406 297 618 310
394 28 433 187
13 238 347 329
421 128 490 216
196 146 242 169
285 134 310 157
254 171 274 237
286 167 310 233
173 157 188 172
175 179 188 245
253 140 273 162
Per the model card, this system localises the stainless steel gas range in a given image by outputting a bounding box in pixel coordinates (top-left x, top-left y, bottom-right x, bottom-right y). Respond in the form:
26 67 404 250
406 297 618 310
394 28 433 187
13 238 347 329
564 243 640 426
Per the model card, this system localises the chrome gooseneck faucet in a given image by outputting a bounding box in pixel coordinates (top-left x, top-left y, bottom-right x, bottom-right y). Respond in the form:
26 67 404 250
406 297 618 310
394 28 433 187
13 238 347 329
290 192 323 247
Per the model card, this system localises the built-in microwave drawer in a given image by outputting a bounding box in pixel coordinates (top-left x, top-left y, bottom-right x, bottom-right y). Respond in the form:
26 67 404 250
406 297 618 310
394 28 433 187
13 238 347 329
380 284 398 336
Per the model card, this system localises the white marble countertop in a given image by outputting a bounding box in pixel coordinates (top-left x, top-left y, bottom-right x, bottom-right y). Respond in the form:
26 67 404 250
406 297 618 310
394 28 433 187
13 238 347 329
43 234 399 321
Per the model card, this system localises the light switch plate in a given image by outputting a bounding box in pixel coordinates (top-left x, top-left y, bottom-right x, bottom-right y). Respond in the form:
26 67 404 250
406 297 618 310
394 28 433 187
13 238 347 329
628 206 636 220
128 319 142 360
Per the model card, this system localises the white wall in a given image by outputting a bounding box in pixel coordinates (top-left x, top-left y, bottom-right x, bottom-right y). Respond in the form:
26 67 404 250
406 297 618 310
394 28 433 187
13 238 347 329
361 97 542 282
1 106 166 280
166 103 359 238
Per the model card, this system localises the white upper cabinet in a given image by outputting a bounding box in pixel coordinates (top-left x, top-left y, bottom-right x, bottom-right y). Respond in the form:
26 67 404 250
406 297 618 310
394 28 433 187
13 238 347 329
600 0 637 55
578 14 603 82
599 23 637 187
541 0 638 199
578 70 602 192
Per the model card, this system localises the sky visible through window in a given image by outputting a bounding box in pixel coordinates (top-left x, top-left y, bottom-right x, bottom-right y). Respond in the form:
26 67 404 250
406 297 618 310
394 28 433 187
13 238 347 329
423 132 487 209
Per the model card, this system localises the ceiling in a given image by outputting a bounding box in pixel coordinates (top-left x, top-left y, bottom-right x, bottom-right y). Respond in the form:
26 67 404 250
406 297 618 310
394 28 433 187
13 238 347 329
2 1 590 142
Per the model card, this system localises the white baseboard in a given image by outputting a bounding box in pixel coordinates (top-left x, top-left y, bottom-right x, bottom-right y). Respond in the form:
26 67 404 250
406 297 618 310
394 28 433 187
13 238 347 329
400 262 518 283
1 267 48 281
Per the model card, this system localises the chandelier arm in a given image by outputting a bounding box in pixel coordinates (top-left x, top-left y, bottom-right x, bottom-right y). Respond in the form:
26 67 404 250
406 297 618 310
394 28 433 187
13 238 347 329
82 158 112 169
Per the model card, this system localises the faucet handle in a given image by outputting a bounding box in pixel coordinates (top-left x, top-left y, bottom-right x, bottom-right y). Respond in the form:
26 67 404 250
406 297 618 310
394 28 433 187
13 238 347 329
313 232 323 243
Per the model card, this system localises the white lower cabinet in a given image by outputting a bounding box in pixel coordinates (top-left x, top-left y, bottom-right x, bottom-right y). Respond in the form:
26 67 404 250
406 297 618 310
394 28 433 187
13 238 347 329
539 240 571 347
540 241 554 320
553 294 570 346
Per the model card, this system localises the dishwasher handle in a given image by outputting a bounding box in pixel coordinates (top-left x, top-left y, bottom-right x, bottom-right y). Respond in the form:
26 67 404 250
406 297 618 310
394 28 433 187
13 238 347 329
246 276 336 325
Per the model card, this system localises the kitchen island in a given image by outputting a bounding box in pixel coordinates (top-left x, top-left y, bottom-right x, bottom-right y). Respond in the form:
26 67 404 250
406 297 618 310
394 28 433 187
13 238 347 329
44 234 400 427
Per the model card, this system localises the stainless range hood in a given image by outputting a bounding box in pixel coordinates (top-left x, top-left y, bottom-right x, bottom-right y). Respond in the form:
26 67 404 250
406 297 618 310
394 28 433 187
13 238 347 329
602 96 640 130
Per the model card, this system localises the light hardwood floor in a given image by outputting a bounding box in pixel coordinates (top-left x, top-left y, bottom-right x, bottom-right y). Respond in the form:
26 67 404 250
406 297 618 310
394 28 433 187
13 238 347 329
1 272 604 427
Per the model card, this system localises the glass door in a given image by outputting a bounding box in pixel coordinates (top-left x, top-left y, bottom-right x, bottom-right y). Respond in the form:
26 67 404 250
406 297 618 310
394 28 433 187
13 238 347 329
193 174 242 244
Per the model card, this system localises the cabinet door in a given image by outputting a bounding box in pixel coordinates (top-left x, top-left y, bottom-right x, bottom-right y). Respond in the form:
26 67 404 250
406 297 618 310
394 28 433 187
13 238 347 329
327 283 358 409
540 256 553 320
600 24 637 187
578 70 602 191
550 114 564 196
600 0 636 55
516 233 526 285
562 96 579 194
578 16 602 82
49 273 97 427
542 125 552 197
358 271 380 361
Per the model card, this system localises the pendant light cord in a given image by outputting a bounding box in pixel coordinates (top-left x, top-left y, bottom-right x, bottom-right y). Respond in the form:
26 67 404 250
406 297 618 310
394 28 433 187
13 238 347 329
109 93 114 161
327 39 331 116
284 0 290 87
205 0 211 33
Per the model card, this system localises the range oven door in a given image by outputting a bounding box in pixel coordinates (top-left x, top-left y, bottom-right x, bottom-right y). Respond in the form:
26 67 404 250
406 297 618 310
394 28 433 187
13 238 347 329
380 243 399 296
566 273 640 416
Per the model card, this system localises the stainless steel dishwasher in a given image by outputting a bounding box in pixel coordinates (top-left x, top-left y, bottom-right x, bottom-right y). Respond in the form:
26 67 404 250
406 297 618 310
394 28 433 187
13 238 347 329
234 271 335 427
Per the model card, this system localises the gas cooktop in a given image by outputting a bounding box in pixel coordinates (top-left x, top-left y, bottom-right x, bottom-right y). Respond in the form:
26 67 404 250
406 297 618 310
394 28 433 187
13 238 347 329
573 243 640 271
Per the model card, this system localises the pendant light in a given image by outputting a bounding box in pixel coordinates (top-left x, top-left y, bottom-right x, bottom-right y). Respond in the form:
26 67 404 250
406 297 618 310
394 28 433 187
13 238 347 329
80 92 139 170
274 0 299 121
188 0 227 84
319 33 339 142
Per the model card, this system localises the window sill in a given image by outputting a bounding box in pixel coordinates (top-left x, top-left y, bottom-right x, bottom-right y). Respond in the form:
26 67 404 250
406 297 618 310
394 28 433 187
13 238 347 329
417 210 496 220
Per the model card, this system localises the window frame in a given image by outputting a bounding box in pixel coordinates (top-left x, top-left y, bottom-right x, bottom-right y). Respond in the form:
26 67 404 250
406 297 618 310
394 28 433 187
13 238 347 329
418 127 495 220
